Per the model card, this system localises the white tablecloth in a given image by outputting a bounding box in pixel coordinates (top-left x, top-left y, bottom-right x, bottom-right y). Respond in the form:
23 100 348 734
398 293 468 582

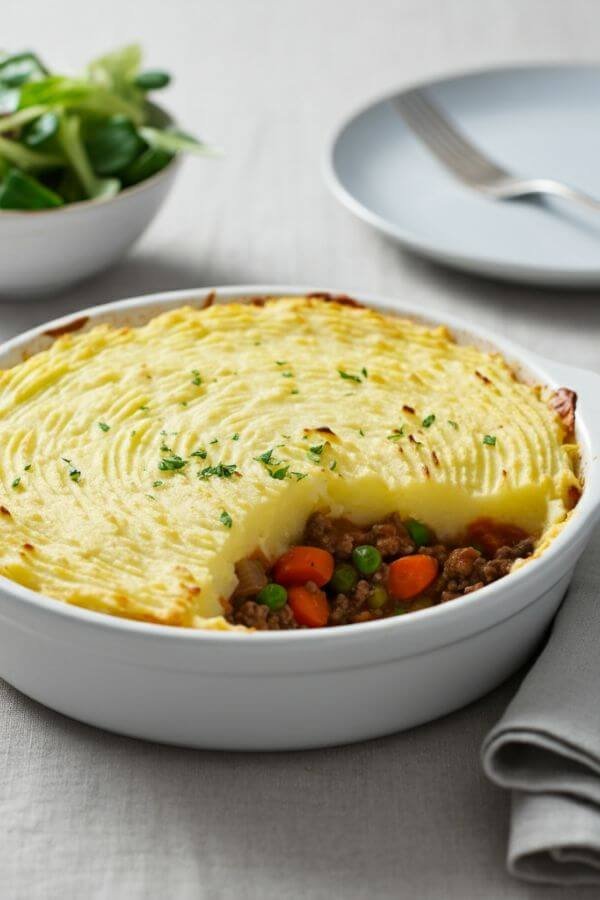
2 1 600 896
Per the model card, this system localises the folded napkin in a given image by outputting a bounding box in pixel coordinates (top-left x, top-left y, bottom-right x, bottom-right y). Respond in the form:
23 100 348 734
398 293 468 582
482 524 600 885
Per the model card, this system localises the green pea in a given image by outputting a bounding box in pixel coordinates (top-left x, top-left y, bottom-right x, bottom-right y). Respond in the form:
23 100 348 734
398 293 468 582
352 545 382 575
330 562 358 594
406 518 430 546
368 586 388 610
256 583 287 611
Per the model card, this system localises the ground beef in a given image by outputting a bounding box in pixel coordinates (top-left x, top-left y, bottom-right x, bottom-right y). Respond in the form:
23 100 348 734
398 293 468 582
226 512 536 629
232 600 299 630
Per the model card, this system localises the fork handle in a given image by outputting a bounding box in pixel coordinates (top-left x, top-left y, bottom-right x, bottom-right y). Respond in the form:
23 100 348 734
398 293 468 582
485 178 600 212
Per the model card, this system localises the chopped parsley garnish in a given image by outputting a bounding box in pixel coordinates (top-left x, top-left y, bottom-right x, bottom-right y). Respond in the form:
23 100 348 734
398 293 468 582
98 422 110 432
275 360 287 366
61 458 81 482
191 370 202 386
338 369 362 383
147 495 156 501
329 460 337 471
158 455 187 471
139 405 149 412
422 414 436 428
198 463 237 480
181 401 188 407
153 480 164 488
291 389 300 395
220 510 233 528
361 367 368 378
483 434 497 446
24 464 31 472
358 429 365 436
11 477 21 489
448 420 458 430
209 438 219 445
255 449 274 465
191 449 207 459
255 448 306 482
160 443 172 453
387 426 405 441
307 443 325 463
231 433 240 441
282 372 293 378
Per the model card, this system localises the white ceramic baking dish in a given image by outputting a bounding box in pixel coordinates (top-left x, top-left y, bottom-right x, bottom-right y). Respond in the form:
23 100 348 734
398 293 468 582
0 286 599 751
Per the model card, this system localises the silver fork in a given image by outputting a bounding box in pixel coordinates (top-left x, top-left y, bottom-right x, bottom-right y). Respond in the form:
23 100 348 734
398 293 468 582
392 89 600 212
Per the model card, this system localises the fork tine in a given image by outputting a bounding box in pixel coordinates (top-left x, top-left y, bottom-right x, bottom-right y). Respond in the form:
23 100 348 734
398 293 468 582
392 89 508 185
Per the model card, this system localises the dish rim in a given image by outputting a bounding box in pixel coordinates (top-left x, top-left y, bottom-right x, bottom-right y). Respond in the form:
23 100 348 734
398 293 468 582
323 61 600 282
0 282 597 644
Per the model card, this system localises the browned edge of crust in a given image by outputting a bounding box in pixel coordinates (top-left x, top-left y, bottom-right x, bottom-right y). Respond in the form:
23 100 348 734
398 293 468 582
549 387 577 435
44 316 90 338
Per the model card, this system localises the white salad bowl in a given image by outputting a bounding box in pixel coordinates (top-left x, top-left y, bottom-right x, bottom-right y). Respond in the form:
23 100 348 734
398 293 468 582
0 156 180 300
0 285 599 751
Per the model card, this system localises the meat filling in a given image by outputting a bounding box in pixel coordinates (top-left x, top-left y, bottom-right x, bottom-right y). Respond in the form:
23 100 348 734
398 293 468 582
225 512 535 630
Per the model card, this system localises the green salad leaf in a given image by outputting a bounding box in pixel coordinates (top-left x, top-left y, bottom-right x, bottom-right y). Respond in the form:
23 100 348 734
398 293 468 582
0 44 211 210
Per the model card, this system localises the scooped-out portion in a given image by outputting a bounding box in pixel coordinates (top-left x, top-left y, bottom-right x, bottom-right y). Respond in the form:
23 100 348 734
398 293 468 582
226 511 536 629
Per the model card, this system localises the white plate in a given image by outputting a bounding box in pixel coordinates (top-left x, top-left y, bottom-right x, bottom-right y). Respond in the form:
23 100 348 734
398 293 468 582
325 64 600 286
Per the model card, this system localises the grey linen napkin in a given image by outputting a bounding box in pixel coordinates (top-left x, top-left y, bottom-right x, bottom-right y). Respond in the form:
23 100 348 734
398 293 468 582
482 524 600 885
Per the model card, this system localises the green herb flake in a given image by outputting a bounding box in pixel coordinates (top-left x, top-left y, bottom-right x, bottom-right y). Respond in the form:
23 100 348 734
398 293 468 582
282 372 293 378
358 429 365 437
220 510 233 528
11 477 21 489
387 426 405 441
291 471 308 481
147 495 156 501
69 468 81 483
338 369 362 383
198 463 237 480
190 449 207 459
158 455 187 471
255 449 274 465
361 367 368 378
291 389 300 395
24 464 31 472
191 370 202 386
270 465 289 480
139 405 149 412
448 420 459 430
307 443 325 463
275 360 287 366
483 434 497 446
209 438 219 445
422 414 436 428
231 433 240 441
180 401 188 407
153 480 164 488
98 422 110 432
160 443 172 453
329 460 337 471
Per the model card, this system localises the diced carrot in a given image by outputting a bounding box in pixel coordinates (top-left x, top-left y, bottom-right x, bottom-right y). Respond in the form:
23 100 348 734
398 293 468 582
272 546 334 587
467 518 528 557
387 555 438 602
288 585 329 627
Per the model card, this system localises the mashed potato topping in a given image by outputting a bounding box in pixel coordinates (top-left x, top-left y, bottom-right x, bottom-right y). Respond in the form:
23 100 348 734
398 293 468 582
0 295 580 628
